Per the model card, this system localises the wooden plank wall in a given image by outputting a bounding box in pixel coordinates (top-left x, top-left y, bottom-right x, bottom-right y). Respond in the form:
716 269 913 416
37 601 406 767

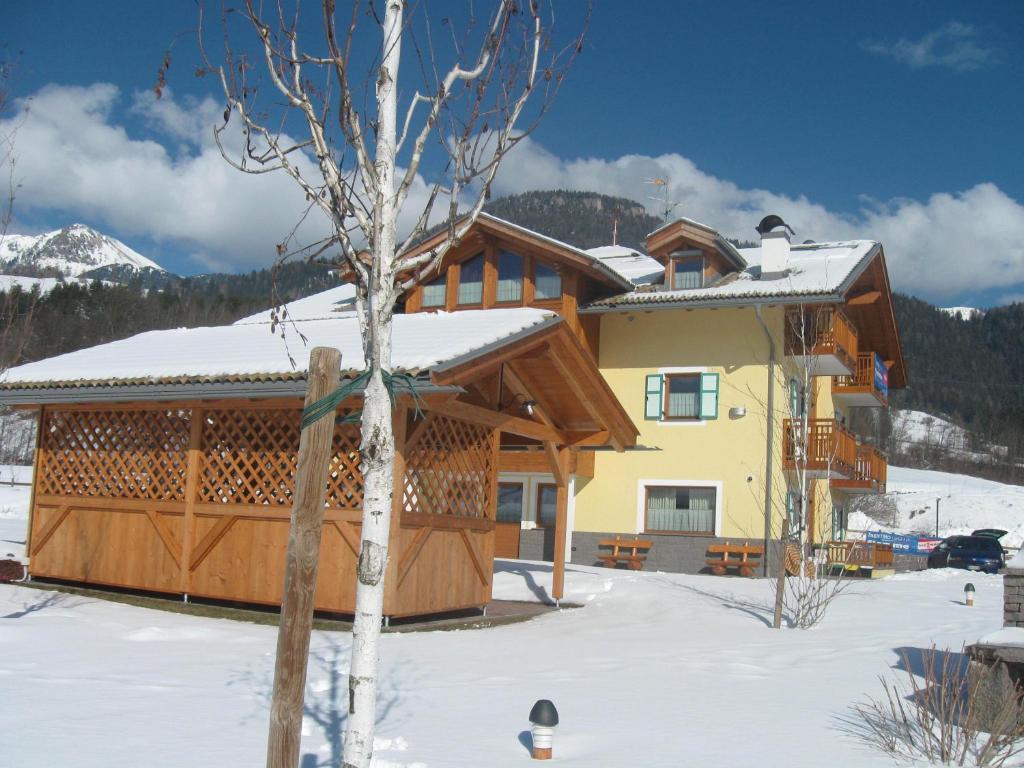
28 403 498 617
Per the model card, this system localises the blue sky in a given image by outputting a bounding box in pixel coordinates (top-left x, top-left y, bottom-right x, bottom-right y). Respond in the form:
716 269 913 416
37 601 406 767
3 1 1022 307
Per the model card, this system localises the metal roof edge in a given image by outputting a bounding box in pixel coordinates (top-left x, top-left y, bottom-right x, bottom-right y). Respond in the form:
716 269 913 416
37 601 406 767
0 378 460 407
578 293 840 314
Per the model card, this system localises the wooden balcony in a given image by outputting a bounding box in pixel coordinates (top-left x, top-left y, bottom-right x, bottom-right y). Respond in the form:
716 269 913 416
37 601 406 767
832 352 889 408
782 418 856 478
831 444 887 494
784 306 858 376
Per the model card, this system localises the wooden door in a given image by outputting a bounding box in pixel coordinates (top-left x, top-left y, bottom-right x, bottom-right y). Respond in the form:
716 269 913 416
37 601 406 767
494 482 523 559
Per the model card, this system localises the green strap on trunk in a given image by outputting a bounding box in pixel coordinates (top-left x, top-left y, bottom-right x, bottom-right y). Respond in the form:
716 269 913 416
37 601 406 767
300 368 424 430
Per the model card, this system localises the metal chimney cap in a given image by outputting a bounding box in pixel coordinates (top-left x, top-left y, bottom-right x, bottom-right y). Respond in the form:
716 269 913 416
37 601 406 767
755 215 795 237
529 699 559 726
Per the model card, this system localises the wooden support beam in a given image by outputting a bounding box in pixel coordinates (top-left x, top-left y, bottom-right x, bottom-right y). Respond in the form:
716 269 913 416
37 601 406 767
544 441 567 487
179 406 204 593
429 399 565 444
29 505 70 557
545 344 623 451
146 510 182 568
265 346 341 768
552 447 571 602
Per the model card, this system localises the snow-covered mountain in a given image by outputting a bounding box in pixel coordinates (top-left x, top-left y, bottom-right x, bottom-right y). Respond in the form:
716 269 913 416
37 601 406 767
0 224 163 278
941 306 983 321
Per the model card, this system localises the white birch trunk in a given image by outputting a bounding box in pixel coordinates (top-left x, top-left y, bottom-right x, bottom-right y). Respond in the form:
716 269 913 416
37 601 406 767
341 2 402 766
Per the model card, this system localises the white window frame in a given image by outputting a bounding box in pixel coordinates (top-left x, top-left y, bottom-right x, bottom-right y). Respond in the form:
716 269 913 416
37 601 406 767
636 478 723 536
499 471 576 563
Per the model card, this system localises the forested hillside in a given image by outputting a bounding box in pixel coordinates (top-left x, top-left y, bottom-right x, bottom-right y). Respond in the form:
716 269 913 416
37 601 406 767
3 189 1024 479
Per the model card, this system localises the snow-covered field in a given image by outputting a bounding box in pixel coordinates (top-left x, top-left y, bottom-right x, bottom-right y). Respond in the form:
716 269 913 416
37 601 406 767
0 462 1018 766
880 465 1024 547
0 563 1004 767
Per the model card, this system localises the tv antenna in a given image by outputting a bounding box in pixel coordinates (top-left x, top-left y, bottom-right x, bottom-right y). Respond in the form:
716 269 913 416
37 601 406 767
646 177 683 223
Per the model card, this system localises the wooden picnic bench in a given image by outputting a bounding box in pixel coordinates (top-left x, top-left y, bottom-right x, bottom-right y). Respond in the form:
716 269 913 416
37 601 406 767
597 537 652 570
706 542 764 577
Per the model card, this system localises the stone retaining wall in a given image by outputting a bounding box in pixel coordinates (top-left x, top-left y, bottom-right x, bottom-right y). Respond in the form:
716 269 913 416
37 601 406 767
1004 568 1024 627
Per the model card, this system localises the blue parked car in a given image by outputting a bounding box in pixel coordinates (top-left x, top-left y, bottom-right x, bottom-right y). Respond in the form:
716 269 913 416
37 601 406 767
927 534 1006 574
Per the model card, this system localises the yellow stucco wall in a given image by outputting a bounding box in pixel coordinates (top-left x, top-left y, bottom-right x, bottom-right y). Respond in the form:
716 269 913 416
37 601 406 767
574 305 795 539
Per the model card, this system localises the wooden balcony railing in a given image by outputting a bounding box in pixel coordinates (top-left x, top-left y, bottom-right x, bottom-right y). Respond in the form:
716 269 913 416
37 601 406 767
832 352 889 406
782 418 857 478
826 541 894 570
784 306 858 374
832 444 887 493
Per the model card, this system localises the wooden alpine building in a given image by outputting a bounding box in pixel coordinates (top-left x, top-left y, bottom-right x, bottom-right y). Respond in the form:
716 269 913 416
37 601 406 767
0 306 637 617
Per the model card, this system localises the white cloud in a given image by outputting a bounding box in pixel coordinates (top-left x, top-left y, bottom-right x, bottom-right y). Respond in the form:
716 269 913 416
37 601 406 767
862 21 996 73
0 83 440 273
4 82 1024 303
491 138 1024 301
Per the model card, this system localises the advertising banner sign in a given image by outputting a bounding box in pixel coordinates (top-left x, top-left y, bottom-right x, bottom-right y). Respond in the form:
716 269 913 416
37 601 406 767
865 530 941 556
874 355 889 398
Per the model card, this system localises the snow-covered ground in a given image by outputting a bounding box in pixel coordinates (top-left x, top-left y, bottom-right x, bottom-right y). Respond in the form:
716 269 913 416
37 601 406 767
882 464 1024 546
0 464 31 560
0 460 1015 765
0 562 1005 767
891 408 1009 463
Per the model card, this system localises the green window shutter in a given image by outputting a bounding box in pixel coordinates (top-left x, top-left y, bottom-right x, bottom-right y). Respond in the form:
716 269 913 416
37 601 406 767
644 374 663 420
789 378 799 417
786 491 800 532
699 372 719 419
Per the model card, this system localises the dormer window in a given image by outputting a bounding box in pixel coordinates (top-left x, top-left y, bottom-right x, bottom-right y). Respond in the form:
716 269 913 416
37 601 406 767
422 273 447 308
457 252 485 305
671 249 704 290
534 262 562 300
496 250 524 303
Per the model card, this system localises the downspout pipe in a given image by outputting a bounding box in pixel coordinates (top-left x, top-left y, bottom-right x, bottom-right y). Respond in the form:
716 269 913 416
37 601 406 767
754 305 775 577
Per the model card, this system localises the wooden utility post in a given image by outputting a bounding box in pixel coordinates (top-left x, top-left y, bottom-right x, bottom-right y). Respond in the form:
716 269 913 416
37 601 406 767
772 516 790 629
551 446 570 602
266 346 341 768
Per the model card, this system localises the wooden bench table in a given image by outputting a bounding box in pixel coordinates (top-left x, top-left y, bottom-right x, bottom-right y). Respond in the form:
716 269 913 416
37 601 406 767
597 537 652 570
706 542 764 577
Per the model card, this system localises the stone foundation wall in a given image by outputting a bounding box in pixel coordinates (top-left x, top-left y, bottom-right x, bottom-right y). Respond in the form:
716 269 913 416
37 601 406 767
1004 568 1024 627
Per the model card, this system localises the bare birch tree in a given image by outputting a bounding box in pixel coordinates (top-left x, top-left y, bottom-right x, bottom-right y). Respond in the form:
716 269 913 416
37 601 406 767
198 2 584 764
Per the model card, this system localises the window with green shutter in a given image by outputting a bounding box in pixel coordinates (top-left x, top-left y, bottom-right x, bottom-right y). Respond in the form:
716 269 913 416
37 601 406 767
644 374 663 420
699 373 719 419
645 372 720 421
786 491 801 532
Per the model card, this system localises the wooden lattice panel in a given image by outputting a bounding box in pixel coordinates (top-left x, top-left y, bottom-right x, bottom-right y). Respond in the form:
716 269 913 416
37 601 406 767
402 415 495 518
39 408 190 501
199 409 363 508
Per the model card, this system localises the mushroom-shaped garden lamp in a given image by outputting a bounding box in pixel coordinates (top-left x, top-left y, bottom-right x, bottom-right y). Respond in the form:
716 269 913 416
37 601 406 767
529 699 559 760
965 582 976 607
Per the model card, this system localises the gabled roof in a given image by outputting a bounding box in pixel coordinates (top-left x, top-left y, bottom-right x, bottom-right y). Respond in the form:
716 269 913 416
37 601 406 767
233 284 357 325
582 240 879 310
402 212 636 292
645 216 748 271
584 246 664 285
0 307 557 393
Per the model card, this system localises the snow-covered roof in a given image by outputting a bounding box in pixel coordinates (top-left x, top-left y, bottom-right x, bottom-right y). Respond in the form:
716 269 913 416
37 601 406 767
584 246 664 286
1 307 557 390
582 239 879 310
472 213 635 291
233 284 357 324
